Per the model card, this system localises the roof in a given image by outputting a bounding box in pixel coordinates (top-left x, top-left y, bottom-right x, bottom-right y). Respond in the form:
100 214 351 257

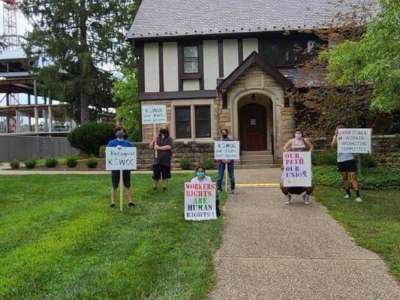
128 0 378 40
217 52 294 92
0 47 27 62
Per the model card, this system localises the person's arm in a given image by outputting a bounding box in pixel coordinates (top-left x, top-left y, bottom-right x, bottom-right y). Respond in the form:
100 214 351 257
283 139 292 152
331 129 338 148
305 138 314 151
156 145 172 150
149 137 157 149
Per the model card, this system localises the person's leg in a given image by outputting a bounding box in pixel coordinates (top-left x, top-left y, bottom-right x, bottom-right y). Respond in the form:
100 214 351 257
216 163 225 191
281 183 292 205
152 165 160 191
341 172 351 198
349 172 362 201
123 171 134 206
110 171 119 207
228 163 235 192
216 192 221 217
280 183 289 195
161 165 170 192
303 186 313 205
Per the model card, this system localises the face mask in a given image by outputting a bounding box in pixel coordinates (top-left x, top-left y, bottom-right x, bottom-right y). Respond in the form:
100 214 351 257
116 130 125 139
160 130 167 137
197 172 205 178
295 133 302 140
222 134 228 138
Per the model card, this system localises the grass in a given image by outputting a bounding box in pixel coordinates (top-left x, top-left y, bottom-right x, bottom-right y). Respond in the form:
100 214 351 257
0 174 225 299
315 187 400 281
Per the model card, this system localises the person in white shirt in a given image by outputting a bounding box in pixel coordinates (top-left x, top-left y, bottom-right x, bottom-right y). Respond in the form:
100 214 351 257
190 166 220 216
331 123 362 202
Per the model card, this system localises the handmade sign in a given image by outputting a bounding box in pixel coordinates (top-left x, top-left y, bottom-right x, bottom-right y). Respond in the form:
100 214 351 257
338 128 372 154
141 105 167 125
214 141 240 161
184 182 217 221
283 151 312 187
106 146 137 171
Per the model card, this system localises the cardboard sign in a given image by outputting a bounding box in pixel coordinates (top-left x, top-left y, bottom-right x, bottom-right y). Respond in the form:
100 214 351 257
141 105 167 125
283 151 312 187
214 141 240 160
106 146 137 171
338 128 372 154
184 182 217 221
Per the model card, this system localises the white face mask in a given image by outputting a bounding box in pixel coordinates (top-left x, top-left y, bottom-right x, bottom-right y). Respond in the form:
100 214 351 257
295 133 302 140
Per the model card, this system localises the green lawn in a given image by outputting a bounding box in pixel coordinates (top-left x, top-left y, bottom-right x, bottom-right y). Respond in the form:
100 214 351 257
315 187 400 281
0 174 225 299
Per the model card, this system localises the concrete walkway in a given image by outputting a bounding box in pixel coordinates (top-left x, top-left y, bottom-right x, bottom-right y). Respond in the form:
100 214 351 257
210 168 400 300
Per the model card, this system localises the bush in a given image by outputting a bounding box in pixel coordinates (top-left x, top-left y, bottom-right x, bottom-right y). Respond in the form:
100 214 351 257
24 160 37 169
66 157 78 168
45 158 58 168
98 145 107 158
313 150 337 166
68 122 115 156
361 154 378 169
179 158 193 170
10 160 20 170
86 158 98 169
202 158 216 170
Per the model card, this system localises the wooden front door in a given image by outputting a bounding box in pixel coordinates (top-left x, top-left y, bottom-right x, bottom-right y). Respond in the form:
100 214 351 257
239 103 267 151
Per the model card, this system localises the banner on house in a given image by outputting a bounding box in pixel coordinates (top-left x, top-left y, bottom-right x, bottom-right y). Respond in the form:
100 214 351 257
214 141 240 160
106 147 137 171
283 151 312 187
338 128 372 154
141 105 167 125
184 182 217 221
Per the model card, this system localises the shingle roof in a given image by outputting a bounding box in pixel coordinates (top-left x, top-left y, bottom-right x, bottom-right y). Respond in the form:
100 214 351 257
128 0 377 40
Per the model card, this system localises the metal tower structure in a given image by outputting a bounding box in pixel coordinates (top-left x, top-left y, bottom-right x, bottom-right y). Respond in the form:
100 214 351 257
2 0 19 48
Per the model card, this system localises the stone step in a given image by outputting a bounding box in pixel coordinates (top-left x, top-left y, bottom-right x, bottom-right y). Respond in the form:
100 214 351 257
240 158 274 164
236 163 277 169
241 151 273 155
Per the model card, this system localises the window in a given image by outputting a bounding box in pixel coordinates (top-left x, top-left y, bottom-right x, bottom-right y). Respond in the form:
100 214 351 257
195 106 211 138
175 106 191 139
183 46 199 74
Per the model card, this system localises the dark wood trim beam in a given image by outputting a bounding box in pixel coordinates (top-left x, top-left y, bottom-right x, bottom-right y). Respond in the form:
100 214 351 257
238 38 243 64
218 39 224 78
199 41 204 90
177 42 183 91
139 90 217 101
159 42 164 92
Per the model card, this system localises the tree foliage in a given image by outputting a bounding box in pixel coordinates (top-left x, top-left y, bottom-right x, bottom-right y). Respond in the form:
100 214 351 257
323 0 400 112
113 69 140 141
20 0 139 123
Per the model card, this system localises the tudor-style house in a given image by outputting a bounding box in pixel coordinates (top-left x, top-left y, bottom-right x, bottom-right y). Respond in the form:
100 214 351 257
128 0 374 161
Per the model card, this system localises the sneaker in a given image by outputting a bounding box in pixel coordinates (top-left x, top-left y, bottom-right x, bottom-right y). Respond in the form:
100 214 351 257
344 194 351 199
303 194 311 205
285 194 292 205
152 187 158 192
128 202 135 207
110 203 116 208
355 197 363 203
162 187 168 192
231 189 236 194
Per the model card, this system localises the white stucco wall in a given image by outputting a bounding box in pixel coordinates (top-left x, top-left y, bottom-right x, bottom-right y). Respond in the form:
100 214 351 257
243 38 259 59
183 79 200 91
203 40 219 90
144 43 160 93
223 39 239 77
163 42 179 91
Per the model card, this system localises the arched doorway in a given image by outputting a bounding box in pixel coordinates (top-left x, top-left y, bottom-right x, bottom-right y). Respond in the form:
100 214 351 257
239 103 267 151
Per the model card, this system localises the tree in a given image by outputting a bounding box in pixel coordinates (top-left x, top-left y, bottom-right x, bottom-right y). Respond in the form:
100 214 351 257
20 0 139 123
113 69 140 141
323 0 400 112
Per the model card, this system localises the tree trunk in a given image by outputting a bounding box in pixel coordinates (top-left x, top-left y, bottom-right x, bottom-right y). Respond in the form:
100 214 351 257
80 90 90 123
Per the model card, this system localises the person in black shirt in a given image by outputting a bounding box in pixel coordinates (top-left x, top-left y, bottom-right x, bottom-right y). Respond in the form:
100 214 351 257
149 128 173 192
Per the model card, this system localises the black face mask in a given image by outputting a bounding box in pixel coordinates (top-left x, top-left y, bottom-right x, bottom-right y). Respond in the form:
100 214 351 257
159 130 168 137
222 134 228 138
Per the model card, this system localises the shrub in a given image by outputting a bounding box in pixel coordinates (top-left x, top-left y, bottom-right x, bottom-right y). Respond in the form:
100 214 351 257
98 145 107 158
202 158 216 170
313 150 337 166
24 160 37 169
179 158 193 170
66 157 78 168
45 158 58 168
360 154 378 169
10 160 20 170
86 158 98 169
68 122 115 156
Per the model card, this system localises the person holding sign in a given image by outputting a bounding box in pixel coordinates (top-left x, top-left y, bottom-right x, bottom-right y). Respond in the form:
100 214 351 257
107 127 135 208
331 123 363 202
149 128 173 192
283 129 314 152
216 129 236 193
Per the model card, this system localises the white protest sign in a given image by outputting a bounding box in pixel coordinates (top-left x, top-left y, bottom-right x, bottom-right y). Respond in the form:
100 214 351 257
338 128 372 154
141 105 167 125
184 182 217 221
106 146 137 171
283 151 312 187
214 141 240 160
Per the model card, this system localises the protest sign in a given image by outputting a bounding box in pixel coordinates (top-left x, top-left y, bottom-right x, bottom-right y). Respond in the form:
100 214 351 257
338 128 372 154
214 141 240 160
283 151 312 187
106 146 137 171
184 182 217 221
141 105 167 125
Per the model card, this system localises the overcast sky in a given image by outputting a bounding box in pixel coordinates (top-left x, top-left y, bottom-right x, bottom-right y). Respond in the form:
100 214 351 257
0 2 30 36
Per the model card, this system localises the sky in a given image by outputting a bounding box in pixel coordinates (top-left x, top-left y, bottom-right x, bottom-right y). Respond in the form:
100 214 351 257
0 2 30 36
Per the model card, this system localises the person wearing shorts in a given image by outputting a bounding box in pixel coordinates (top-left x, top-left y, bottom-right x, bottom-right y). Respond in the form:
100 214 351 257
216 129 236 194
331 123 363 202
150 128 173 192
107 127 135 208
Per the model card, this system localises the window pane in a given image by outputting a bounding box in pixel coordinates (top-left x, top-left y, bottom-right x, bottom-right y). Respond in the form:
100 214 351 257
184 60 199 73
195 106 211 138
183 46 199 74
175 106 191 139
184 46 198 58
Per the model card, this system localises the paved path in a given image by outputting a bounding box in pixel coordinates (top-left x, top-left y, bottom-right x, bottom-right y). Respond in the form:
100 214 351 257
210 169 400 300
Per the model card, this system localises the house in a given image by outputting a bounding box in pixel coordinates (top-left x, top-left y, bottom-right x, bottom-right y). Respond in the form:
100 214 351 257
127 0 376 162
